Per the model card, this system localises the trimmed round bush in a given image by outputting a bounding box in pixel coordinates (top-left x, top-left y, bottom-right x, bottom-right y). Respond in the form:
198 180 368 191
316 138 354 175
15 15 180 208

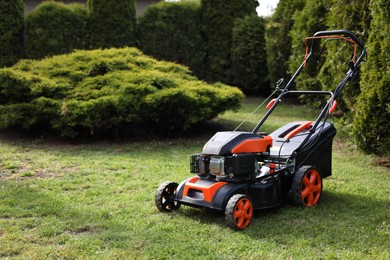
0 48 243 137
25 1 88 59
0 0 24 67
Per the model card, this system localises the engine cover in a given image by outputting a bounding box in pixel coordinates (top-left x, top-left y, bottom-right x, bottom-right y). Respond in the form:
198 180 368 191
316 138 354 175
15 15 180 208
202 131 272 155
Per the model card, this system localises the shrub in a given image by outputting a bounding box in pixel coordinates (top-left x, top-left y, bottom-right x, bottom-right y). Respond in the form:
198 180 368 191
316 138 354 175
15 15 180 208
138 1 206 78
88 0 137 49
25 1 88 59
200 0 257 84
231 15 269 95
352 0 390 155
0 48 243 137
0 0 24 67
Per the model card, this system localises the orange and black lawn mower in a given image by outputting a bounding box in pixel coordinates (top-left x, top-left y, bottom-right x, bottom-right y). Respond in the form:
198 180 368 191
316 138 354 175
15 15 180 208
155 30 366 230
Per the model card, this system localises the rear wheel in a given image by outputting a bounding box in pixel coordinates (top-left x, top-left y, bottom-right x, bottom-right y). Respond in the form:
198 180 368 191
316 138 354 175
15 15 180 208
292 166 322 207
155 182 181 212
225 194 253 230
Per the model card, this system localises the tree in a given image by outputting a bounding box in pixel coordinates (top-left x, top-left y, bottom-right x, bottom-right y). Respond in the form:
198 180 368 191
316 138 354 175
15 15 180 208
318 0 371 112
352 0 390 155
88 0 137 49
25 2 88 59
0 0 24 67
265 0 305 85
200 0 257 84
288 0 332 106
138 1 206 78
231 15 269 94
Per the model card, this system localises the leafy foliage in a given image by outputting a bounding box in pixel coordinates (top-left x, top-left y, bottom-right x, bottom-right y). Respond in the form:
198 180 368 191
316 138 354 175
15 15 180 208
0 48 243 137
138 1 206 78
87 0 137 49
24 2 88 59
0 0 24 67
352 0 390 155
200 0 257 84
231 15 269 95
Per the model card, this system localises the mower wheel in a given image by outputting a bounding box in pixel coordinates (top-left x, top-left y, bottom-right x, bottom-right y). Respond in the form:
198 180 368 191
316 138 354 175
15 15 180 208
225 194 253 230
155 181 181 212
292 166 322 207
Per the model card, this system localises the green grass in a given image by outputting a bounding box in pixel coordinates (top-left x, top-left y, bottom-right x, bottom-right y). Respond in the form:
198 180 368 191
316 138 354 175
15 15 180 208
0 98 389 259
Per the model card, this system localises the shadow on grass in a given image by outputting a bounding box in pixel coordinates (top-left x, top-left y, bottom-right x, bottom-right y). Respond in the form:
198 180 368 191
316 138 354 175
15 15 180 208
0 117 239 145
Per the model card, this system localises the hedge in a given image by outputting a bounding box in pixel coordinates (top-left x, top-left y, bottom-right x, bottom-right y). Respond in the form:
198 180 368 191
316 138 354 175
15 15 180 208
265 0 305 85
0 48 243 137
318 0 371 112
200 0 257 84
88 0 137 49
232 15 269 95
352 0 390 155
0 0 24 67
138 0 206 78
25 2 88 59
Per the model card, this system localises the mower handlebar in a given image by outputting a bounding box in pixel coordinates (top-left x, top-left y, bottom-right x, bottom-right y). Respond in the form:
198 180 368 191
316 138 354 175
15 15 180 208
314 30 364 49
313 30 366 66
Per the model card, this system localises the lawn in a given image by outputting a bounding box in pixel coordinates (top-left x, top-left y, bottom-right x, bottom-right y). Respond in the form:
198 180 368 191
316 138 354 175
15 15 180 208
0 97 389 259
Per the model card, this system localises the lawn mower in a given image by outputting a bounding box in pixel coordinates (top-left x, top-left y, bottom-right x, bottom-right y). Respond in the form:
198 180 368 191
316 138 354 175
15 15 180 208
155 30 366 229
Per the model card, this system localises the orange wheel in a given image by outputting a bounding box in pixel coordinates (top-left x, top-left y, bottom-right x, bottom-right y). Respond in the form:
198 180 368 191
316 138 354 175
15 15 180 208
225 194 253 230
292 166 322 207
155 182 181 212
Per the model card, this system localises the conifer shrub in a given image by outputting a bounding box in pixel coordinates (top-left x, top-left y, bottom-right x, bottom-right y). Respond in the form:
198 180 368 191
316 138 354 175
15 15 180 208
138 0 206 78
231 15 269 95
318 0 371 113
352 0 390 155
0 0 24 67
0 48 243 137
200 0 257 84
265 0 305 85
88 0 137 49
288 0 331 106
25 1 88 59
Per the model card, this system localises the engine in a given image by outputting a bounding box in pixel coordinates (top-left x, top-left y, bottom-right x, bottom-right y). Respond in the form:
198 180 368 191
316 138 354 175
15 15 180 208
190 131 272 180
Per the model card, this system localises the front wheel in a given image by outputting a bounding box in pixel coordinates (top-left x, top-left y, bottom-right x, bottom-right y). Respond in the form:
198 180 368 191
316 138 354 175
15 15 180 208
225 194 253 230
155 181 181 212
292 166 322 207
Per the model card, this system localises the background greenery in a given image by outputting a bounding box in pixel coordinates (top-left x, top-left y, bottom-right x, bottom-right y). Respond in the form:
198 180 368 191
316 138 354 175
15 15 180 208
138 1 206 79
231 15 269 95
0 0 24 67
200 0 258 84
87 0 137 48
352 0 390 155
25 1 88 59
0 98 388 259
